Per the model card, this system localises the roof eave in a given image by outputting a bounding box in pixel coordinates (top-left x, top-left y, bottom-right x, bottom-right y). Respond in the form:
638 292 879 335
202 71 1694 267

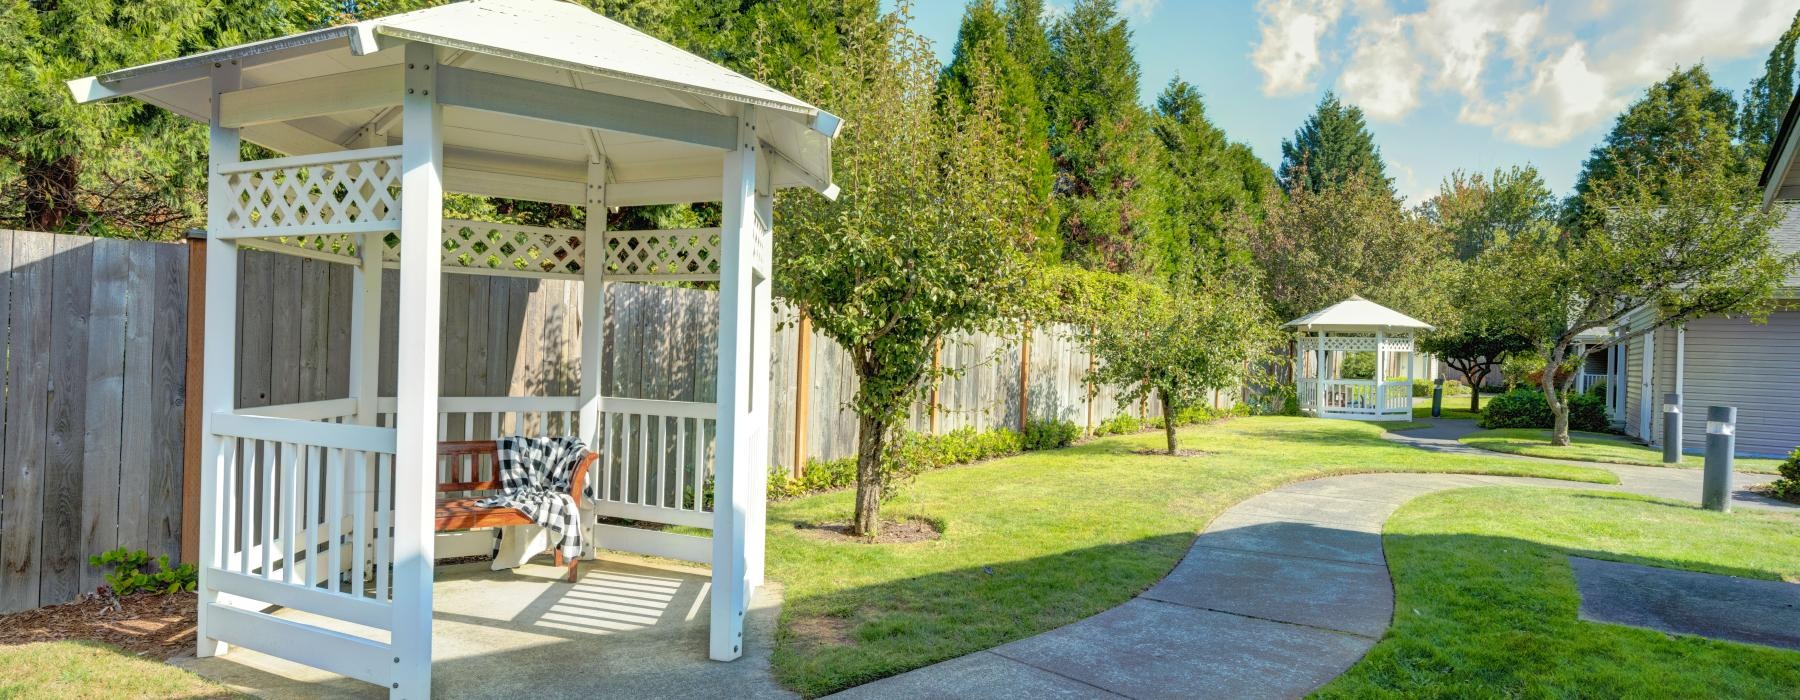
68 25 358 104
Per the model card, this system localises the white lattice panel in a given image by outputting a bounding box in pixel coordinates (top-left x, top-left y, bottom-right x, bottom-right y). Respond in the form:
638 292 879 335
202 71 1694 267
238 233 363 265
441 220 585 278
1380 337 1414 353
603 228 722 280
221 148 401 235
1319 335 1377 352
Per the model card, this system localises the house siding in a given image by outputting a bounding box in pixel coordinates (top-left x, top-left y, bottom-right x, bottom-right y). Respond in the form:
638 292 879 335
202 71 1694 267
1671 312 1800 457
1623 332 1645 440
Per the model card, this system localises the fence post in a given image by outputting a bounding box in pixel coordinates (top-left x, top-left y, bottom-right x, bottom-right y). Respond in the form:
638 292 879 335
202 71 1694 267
1018 323 1031 431
791 309 812 478
180 230 206 565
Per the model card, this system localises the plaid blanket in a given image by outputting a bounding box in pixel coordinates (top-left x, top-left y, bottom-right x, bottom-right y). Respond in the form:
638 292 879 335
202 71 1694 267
476 436 591 560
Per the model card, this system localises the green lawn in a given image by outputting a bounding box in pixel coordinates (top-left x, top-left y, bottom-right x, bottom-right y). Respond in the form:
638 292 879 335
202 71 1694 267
0 641 237 699
1412 393 1490 421
1461 427 1785 474
766 416 1615 696
1320 487 1800 698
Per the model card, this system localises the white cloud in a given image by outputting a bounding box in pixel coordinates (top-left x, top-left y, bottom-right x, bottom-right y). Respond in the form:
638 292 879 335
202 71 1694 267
1251 0 1346 96
1252 0 1800 146
1120 0 1161 19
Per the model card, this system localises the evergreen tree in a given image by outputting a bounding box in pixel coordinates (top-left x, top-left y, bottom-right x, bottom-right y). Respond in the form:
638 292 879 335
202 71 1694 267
0 0 340 237
1278 92 1391 196
1002 0 1051 83
941 0 1055 254
1741 10 1800 165
1150 77 1273 279
1044 0 1164 273
1568 66 1748 227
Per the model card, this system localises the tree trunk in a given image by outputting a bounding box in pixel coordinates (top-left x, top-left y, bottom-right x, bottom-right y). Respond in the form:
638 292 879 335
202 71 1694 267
851 413 887 537
1160 390 1177 455
1540 346 1570 446
23 155 81 232
1468 370 1484 412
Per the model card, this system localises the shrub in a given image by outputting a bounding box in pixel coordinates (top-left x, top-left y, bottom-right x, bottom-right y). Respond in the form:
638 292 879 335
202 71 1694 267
1478 387 1610 432
1022 419 1080 450
1094 414 1142 436
1769 448 1800 502
1340 351 1376 379
768 426 1025 500
89 548 197 595
1442 379 1470 396
1586 379 1607 398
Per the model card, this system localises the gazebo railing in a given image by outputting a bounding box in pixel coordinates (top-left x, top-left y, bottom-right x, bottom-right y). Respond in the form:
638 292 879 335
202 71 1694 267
204 412 399 685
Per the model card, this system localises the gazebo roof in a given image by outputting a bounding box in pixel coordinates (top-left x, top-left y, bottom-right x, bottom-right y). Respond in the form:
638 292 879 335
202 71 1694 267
67 0 839 204
1282 295 1434 332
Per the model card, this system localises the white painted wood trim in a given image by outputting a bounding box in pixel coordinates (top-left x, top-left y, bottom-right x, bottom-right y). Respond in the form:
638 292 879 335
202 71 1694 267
207 568 391 630
389 42 442 699
212 413 397 454
236 398 360 421
205 604 393 687
197 60 242 659
580 159 607 453
606 176 724 207
215 145 404 175
591 523 711 564
590 501 713 530
213 220 399 240
435 66 736 151
218 64 403 128
1640 329 1656 442
444 167 586 206
709 106 757 662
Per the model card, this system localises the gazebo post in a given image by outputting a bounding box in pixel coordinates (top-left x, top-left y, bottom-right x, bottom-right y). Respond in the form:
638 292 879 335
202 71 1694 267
1315 331 1327 414
1375 329 1385 415
578 157 607 561
195 59 241 659
710 106 761 662
390 41 443 697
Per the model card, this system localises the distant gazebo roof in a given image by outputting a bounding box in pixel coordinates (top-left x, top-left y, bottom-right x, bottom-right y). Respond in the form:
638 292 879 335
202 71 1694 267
1282 295 1434 333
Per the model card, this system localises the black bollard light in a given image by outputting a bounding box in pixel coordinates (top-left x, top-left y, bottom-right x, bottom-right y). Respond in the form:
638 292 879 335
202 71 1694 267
1431 377 1444 419
1702 406 1735 512
1662 393 1681 465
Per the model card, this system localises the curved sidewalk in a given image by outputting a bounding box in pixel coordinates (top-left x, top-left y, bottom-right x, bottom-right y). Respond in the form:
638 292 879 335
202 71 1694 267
827 420 1792 700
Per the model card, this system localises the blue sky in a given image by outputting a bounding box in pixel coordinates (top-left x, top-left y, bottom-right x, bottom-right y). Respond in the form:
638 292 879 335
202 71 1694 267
895 0 1800 205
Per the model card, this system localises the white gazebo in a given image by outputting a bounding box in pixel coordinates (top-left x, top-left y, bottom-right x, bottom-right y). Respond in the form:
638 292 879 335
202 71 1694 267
1284 295 1433 421
68 1 839 696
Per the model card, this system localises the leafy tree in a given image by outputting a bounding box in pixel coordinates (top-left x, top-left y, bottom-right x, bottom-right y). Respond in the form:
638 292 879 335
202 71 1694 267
1278 92 1391 196
1244 170 1453 323
1043 0 1164 273
775 9 1037 536
1417 261 1537 411
1086 269 1276 454
1499 164 1795 445
0 0 341 237
941 0 1056 255
1150 77 1274 280
1567 66 1748 228
1741 10 1800 165
1424 166 1556 260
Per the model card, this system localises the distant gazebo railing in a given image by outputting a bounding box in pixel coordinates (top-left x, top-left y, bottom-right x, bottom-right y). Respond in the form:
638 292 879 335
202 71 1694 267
1284 295 1433 422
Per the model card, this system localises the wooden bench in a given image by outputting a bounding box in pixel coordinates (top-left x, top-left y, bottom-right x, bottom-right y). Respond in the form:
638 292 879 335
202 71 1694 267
436 440 597 583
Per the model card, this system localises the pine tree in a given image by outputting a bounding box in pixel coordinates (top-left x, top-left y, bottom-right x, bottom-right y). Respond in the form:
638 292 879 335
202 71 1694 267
1741 10 1800 165
1278 92 1391 196
0 0 339 237
941 0 1056 255
1150 77 1273 280
1003 0 1051 84
1044 0 1164 273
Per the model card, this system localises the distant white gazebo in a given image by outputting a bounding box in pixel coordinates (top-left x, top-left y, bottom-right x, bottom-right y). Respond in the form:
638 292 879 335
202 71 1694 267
69 0 839 696
1284 295 1433 421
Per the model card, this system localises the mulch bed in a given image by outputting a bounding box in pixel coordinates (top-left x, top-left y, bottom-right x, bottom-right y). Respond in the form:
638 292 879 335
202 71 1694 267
0 591 198 661
797 517 941 544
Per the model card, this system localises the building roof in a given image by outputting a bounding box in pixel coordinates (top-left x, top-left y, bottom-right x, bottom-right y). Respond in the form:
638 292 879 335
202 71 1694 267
66 0 838 202
1281 295 1435 332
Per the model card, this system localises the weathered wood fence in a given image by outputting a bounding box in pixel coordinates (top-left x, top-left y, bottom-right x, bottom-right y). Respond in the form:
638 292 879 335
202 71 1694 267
0 230 189 614
1 229 1164 613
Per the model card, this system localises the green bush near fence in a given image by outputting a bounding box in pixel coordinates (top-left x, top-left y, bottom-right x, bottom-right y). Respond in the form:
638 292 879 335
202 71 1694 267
768 426 1024 500
1022 419 1080 450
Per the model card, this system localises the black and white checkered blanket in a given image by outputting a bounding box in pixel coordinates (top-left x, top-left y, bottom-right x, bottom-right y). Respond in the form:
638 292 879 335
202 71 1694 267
476 436 591 560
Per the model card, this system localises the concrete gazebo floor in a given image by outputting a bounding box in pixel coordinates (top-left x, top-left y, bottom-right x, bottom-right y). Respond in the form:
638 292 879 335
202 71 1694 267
174 554 789 699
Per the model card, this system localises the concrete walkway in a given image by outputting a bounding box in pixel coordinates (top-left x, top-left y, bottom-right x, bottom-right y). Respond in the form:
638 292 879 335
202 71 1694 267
828 419 1794 699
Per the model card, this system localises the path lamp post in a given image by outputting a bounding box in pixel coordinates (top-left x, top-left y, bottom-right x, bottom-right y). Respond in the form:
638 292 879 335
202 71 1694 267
1431 377 1444 418
1662 393 1681 465
1702 406 1736 512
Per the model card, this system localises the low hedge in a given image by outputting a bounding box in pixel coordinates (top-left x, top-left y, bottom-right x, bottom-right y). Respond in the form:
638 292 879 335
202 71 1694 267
1768 448 1800 502
1477 387 1609 433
